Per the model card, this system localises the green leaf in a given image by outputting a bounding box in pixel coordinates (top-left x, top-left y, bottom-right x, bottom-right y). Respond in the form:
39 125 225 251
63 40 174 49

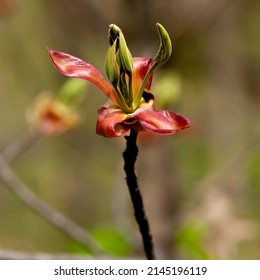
105 40 120 85
57 78 87 107
175 223 212 259
92 227 132 257
154 23 172 65
108 24 120 46
69 242 93 255
119 31 133 74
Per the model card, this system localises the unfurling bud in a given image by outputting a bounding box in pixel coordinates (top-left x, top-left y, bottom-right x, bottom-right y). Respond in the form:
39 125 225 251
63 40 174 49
105 40 120 85
106 24 133 84
154 23 172 65
108 24 120 46
118 31 133 74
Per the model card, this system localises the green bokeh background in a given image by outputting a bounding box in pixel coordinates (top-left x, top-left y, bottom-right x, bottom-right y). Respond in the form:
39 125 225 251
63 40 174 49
0 0 260 259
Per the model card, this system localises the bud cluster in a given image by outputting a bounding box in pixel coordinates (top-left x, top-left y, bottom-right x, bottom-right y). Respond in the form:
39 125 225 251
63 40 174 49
105 24 134 112
105 23 172 113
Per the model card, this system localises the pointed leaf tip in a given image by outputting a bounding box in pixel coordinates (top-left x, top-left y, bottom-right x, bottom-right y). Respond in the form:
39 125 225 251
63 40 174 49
154 23 172 65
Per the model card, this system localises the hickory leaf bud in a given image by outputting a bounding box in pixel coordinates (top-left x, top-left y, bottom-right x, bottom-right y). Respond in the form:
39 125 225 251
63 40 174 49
57 78 87 107
118 31 133 74
108 24 133 75
154 23 172 65
105 40 120 85
108 24 120 46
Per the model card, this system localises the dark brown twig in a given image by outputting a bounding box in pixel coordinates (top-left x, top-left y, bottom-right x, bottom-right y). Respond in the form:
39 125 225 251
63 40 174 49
123 128 155 260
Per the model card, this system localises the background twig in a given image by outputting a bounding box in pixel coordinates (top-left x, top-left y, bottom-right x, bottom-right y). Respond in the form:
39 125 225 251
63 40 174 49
0 249 108 260
0 132 107 256
2 130 41 163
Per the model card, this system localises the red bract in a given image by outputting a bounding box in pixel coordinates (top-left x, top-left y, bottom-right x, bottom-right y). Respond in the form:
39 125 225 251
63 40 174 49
48 49 191 137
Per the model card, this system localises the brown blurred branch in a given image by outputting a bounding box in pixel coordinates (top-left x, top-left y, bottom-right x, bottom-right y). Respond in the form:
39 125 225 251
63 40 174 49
0 249 108 260
0 132 107 256
2 130 41 163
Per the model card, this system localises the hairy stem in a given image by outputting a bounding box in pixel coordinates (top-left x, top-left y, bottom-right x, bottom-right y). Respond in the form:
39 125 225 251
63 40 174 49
123 128 155 260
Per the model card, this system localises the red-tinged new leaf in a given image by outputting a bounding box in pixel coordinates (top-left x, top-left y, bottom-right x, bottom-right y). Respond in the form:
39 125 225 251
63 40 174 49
48 48 119 106
132 108 191 134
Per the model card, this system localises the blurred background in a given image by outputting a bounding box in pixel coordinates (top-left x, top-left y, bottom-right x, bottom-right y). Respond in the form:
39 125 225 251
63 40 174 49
0 0 260 259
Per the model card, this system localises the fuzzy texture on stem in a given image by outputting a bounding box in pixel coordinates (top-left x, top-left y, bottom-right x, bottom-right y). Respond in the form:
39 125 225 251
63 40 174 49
123 128 155 260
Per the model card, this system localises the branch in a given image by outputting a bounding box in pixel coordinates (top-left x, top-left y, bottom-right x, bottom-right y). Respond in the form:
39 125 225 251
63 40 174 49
0 132 107 256
123 128 155 260
2 130 41 163
0 249 109 260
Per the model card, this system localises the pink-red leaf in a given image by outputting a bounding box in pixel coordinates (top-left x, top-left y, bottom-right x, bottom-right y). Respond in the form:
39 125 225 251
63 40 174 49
96 102 191 138
96 106 130 137
48 48 119 106
132 57 153 99
132 108 191 134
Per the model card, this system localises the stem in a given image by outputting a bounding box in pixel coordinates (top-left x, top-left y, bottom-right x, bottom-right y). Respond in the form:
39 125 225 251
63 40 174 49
133 61 158 111
123 128 155 260
128 73 133 108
